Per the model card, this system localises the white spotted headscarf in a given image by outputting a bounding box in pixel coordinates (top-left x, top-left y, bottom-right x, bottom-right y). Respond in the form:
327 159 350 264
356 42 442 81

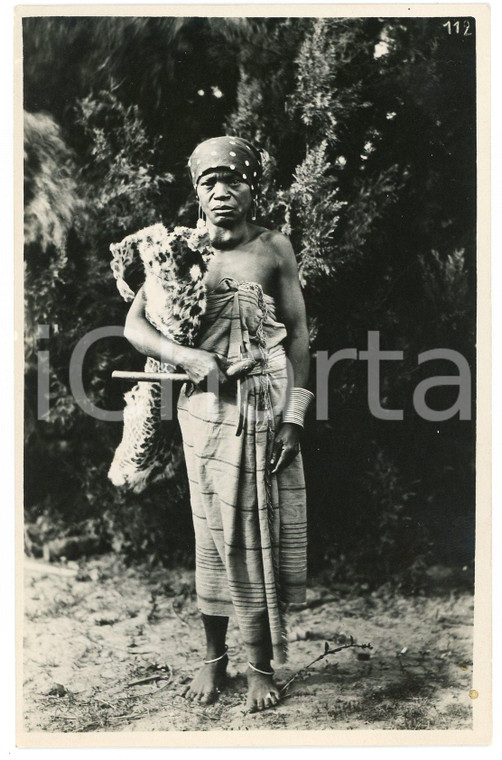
188 135 263 194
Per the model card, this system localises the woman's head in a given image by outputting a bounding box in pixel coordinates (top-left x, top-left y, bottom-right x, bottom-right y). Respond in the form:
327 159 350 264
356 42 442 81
196 167 253 227
188 136 263 194
189 136 263 226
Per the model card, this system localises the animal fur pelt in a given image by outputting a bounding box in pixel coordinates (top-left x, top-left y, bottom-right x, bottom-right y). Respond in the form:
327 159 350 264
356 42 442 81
108 222 213 492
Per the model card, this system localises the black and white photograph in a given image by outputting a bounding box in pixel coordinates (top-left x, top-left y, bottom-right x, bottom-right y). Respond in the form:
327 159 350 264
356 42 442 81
16 3 490 747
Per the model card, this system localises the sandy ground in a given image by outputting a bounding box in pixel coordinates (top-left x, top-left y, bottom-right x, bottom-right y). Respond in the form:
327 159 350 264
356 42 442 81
22 553 474 734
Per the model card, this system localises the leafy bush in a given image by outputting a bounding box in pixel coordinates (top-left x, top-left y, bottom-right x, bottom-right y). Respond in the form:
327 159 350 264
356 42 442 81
24 17 476 583
226 17 476 582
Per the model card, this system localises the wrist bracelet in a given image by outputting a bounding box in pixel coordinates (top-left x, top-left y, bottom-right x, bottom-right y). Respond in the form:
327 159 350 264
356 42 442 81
283 387 315 428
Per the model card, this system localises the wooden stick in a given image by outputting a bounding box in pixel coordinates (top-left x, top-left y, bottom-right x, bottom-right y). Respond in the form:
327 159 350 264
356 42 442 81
112 357 260 384
112 370 189 382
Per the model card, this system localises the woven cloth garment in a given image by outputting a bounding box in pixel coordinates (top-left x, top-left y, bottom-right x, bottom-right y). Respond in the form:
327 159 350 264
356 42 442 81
108 222 214 492
177 278 307 664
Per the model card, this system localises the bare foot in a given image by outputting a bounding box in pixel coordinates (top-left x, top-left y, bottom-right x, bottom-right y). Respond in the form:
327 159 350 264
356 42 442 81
181 654 228 705
246 666 280 712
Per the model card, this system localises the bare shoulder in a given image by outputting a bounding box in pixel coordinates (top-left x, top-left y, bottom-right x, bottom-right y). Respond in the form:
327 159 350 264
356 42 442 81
253 227 296 266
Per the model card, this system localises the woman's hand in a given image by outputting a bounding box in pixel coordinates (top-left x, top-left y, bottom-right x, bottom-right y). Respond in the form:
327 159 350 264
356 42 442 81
270 423 301 475
177 347 227 387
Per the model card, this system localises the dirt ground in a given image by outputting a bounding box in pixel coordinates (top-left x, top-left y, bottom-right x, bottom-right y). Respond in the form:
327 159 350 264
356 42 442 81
22 553 474 734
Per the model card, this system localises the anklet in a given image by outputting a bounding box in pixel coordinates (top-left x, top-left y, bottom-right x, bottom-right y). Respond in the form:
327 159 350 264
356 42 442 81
204 646 228 665
248 661 274 676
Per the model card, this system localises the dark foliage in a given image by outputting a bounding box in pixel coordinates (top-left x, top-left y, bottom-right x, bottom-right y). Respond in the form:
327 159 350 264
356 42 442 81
23 16 476 585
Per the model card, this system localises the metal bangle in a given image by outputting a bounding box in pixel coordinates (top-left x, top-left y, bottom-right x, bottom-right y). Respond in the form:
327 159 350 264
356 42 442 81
204 646 228 664
248 661 274 676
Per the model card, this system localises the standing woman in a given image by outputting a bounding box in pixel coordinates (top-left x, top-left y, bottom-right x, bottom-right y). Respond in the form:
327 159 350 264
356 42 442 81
124 136 313 712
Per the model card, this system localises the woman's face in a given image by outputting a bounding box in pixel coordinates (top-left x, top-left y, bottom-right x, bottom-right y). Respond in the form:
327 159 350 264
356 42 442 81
197 169 252 227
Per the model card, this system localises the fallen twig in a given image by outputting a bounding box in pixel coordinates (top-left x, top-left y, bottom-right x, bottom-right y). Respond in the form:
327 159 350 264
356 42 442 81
108 711 147 722
171 599 189 627
92 696 115 709
45 712 81 720
280 638 373 696
127 674 171 688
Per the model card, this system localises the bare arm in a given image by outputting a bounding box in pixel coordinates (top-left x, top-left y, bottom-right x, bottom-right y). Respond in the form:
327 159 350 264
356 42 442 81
124 286 225 385
274 235 310 390
270 234 311 474
124 286 184 365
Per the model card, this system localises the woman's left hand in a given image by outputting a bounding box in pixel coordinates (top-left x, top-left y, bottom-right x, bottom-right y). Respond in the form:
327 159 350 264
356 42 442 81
270 423 301 474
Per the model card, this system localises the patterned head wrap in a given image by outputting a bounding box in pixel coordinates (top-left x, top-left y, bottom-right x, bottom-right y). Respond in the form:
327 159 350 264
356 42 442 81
188 136 263 193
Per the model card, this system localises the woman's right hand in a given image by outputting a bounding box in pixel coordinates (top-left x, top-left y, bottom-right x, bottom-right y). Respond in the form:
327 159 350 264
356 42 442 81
177 347 227 387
